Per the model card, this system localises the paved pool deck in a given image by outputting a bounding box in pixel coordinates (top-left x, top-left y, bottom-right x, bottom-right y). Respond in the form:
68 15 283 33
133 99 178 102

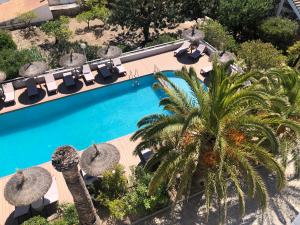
0 50 212 225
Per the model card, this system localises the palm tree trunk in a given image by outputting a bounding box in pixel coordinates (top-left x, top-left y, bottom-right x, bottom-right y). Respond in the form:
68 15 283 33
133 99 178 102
62 167 101 225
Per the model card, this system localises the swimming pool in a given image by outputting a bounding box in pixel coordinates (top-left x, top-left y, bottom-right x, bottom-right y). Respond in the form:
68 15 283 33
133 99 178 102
0 71 198 177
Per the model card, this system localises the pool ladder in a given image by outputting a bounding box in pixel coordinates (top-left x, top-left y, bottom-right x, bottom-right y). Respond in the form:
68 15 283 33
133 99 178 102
128 69 140 87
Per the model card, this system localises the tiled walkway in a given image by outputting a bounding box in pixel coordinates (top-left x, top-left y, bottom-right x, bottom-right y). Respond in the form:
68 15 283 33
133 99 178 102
0 50 212 225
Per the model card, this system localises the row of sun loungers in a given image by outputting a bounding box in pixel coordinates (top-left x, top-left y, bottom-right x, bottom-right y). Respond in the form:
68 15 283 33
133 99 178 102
0 58 127 105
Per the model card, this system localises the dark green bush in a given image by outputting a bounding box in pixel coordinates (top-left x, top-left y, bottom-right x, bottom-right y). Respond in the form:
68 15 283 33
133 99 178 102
0 47 44 79
145 34 178 47
259 17 298 50
21 216 49 225
200 19 238 52
287 41 300 70
0 30 16 51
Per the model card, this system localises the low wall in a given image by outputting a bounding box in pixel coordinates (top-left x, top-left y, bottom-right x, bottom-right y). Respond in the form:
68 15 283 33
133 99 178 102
8 39 218 89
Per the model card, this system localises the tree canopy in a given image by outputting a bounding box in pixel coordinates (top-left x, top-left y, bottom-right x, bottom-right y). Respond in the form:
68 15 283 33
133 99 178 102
238 40 286 71
41 16 72 44
109 0 183 43
218 0 274 39
259 17 298 50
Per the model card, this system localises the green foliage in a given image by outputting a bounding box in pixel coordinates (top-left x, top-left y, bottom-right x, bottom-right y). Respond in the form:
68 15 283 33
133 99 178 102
145 34 178 47
109 0 183 43
287 41 300 69
0 47 44 79
218 0 273 38
22 216 49 225
59 204 79 225
179 0 220 20
0 30 16 51
41 16 72 44
259 17 298 50
50 219 68 225
76 6 109 29
107 167 169 220
200 19 238 52
17 11 37 28
238 40 286 71
96 164 128 206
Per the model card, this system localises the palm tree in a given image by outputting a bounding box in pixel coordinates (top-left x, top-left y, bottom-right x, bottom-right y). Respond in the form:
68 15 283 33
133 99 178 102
52 145 101 225
131 65 300 222
251 67 300 177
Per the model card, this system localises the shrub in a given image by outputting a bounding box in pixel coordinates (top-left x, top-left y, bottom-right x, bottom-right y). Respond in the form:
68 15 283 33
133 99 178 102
0 30 17 51
0 47 44 79
21 216 49 225
238 40 286 71
200 19 238 52
106 167 169 220
287 41 300 69
51 219 68 225
59 204 79 225
145 34 178 47
259 17 298 50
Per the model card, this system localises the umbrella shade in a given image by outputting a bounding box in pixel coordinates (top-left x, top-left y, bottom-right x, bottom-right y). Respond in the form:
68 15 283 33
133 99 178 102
80 143 120 177
0 71 6 82
219 51 235 65
97 46 122 59
182 28 205 44
4 167 52 206
59 53 87 68
19 61 48 78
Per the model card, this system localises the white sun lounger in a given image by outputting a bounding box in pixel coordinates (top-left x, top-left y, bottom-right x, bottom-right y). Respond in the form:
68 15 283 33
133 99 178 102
44 177 59 206
112 58 126 75
174 41 190 56
14 205 30 219
63 71 75 87
44 73 57 93
292 213 300 225
190 44 206 60
82 64 95 83
97 64 112 78
26 78 39 97
2 82 15 104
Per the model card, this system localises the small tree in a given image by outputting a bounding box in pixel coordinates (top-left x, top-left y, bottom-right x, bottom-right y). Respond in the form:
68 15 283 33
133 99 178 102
17 11 37 31
200 19 238 52
259 17 298 50
41 16 72 44
76 11 95 29
0 30 16 51
109 0 182 43
218 0 273 39
238 40 286 71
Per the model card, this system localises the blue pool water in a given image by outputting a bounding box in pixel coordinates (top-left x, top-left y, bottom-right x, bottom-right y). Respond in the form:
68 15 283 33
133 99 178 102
0 71 199 177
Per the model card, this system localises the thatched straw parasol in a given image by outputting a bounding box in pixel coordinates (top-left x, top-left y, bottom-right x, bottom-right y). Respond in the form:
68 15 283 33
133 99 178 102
4 167 52 206
19 61 48 78
97 45 122 60
0 71 6 82
182 26 205 45
59 51 87 68
80 143 120 177
219 51 236 65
